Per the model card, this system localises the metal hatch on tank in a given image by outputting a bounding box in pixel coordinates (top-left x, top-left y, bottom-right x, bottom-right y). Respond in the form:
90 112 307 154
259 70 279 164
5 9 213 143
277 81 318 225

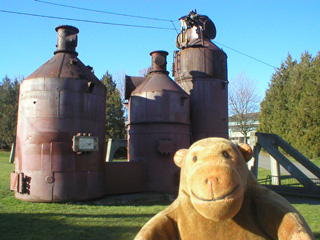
127 50 191 192
11 25 107 202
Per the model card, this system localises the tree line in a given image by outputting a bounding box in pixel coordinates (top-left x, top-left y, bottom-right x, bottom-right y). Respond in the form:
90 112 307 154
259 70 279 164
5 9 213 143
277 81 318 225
259 52 320 158
0 76 19 149
0 73 126 150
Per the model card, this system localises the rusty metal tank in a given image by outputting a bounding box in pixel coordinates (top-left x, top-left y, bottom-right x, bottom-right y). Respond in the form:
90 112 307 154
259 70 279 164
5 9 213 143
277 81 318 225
11 25 107 202
128 50 190 192
173 10 228 142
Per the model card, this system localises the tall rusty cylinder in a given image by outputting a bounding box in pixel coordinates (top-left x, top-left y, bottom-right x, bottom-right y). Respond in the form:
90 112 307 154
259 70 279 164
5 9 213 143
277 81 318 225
173 11 229 142
127 51 190 192
11 25 107 202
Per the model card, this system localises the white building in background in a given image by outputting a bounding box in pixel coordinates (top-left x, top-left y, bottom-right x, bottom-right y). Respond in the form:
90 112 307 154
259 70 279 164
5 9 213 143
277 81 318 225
228 112 260 144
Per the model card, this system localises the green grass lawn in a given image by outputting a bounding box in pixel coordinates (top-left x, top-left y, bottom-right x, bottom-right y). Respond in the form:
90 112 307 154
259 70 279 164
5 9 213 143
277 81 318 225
0 151 169 240
257 164 320 233
256 154 320 238
1 151 320 239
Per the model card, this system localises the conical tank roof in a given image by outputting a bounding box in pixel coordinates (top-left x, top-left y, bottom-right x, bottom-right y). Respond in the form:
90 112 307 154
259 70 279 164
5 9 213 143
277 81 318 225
132 51 188 96
25 25 99 84
133 73 188 95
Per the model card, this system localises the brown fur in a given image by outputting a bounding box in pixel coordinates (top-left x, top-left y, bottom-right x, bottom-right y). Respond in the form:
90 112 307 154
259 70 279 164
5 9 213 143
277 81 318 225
135 138 314 240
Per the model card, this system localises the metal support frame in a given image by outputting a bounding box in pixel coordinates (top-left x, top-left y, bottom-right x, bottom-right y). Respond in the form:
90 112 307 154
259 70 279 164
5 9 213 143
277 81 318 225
9 143 15 163
252 132 320 196
105 139 127 162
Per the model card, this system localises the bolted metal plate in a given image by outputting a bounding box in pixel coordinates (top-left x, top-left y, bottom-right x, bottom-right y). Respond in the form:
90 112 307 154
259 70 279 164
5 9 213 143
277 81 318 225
72 135 99 152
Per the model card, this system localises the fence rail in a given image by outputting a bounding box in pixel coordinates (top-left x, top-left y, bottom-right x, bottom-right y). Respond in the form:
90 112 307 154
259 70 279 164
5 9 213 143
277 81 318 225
258 175 320 187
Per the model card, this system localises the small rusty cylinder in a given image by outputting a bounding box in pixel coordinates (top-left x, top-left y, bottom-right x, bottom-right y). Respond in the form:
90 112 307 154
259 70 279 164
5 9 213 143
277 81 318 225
150 50 168 73
54 25 79 55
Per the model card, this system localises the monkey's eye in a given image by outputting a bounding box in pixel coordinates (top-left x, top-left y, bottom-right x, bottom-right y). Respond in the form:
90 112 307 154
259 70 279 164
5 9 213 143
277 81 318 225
193 156 198 162
223 151 229 158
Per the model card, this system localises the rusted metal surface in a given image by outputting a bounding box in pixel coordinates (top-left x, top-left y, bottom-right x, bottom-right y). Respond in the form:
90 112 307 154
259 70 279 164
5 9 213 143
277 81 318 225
173 46 227 84
173 11 229 142
149 50 169 73
128 50 190 192
176 10 216 49
128 124 190 192
105 162 145 194
12 25 107 202
54 25 79 55
26 49 99 82
125 76 145 100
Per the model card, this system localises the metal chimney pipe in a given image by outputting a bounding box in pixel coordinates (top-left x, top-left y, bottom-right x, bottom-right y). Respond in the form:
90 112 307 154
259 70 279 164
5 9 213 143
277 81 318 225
54 25 79 55
149 50 168 74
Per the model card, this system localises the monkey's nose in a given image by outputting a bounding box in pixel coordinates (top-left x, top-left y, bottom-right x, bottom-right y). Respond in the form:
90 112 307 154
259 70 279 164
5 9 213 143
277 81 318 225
205 177 219 194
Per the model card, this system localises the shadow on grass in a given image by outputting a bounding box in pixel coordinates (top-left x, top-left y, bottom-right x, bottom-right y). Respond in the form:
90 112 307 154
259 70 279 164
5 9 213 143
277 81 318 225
314 232 320 239
313 232 320 240
73 193 176 207
284 195 320 205
0 212 149 240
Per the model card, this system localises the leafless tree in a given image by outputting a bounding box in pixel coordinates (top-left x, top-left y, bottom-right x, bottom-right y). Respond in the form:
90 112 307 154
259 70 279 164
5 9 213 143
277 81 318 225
113 71 126 99
139 67 151 77
229 73 261 143
113 70 128 120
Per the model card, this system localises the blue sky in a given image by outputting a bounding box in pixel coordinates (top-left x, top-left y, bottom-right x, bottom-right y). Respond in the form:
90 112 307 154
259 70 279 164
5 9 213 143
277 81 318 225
1 0 319 98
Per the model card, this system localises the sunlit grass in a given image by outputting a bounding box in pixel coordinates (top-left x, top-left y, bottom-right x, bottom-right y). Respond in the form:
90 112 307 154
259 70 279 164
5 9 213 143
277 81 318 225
0 151 168 240
1 151 319 239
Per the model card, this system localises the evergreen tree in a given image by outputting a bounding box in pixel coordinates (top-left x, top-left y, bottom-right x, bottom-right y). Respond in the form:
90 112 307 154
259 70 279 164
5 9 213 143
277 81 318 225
0 76 20 149
259 54 296 136
292 52 320 158
259 52 320 158
101 71 126 140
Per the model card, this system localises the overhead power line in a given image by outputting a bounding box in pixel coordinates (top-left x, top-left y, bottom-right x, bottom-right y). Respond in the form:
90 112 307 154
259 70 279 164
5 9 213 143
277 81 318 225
214 41 277 69
34 0 175 22
0 9 175 30
0 8 277 69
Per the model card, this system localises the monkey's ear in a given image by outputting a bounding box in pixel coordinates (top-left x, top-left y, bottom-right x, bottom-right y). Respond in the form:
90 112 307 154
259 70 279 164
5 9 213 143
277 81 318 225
238 144 253 162
174 149 188 168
